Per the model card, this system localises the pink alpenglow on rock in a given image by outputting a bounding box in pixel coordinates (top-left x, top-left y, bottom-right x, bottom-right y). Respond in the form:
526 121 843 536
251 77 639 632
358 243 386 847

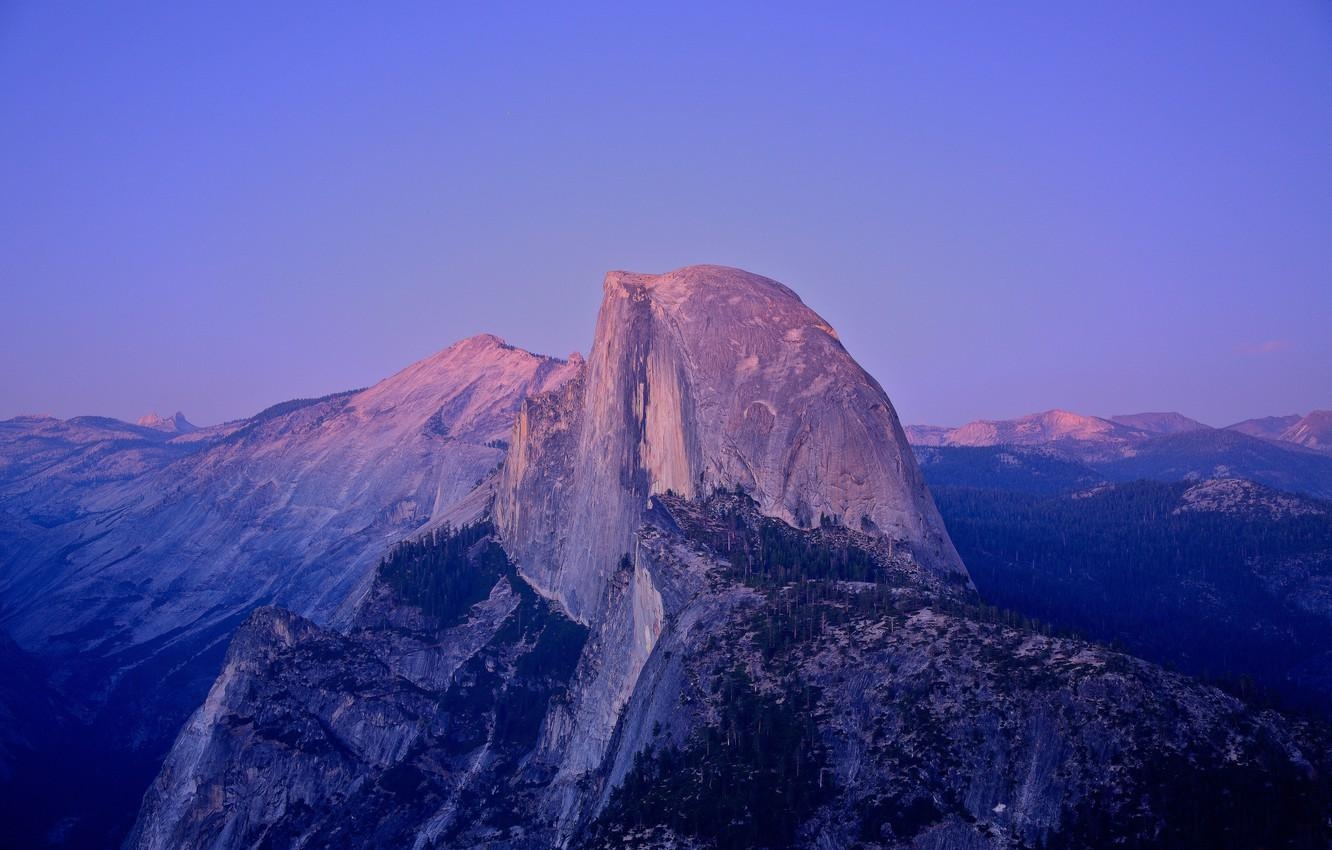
496 265 968 623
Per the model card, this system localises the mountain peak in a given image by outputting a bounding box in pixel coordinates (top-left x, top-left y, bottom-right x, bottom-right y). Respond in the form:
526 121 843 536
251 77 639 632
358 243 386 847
602 265 837 340
351 334 579 445
136 411 197 433
448 332 512 351
498 265 965 622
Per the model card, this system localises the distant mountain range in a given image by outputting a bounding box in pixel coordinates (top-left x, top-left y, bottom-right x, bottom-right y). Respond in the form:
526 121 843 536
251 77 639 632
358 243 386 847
908 408 1332 498
909 408 1331 454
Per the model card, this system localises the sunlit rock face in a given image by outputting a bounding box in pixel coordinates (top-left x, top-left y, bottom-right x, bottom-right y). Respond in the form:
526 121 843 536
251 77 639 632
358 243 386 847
496 265 966 623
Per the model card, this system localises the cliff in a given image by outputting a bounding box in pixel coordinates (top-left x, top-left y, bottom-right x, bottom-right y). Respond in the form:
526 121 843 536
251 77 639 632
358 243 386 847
496 265 965 624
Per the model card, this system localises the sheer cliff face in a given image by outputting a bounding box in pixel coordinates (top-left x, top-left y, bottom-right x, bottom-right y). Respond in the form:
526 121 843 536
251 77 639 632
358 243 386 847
496 265 965 622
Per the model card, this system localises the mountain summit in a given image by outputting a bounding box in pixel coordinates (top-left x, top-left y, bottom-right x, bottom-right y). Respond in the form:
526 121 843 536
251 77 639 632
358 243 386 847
136 411 197 433
497 265 966 622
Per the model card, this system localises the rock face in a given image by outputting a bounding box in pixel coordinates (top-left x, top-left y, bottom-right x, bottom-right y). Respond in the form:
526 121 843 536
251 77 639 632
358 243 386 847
128 531 590 850
136 411 198 434
496 265 965 623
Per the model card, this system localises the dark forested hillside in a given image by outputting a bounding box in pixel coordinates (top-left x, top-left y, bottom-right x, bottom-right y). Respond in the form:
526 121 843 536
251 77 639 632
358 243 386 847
912 445 1104 494
932 481 1332 710
1097 429 1332 498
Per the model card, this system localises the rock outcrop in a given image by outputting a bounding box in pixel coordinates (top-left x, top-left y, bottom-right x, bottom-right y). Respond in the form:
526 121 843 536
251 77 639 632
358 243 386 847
496 265 965 623
136 411 198 434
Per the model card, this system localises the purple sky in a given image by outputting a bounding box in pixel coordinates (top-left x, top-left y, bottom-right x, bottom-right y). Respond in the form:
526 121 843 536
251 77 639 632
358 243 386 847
2 2 1330 428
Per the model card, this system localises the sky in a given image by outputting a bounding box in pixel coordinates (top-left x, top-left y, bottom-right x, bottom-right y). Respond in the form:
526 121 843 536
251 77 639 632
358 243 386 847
2 2 1330 428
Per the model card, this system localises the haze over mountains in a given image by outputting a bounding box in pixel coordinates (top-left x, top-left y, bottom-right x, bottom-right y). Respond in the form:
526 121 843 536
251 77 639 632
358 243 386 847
2 266 1330 849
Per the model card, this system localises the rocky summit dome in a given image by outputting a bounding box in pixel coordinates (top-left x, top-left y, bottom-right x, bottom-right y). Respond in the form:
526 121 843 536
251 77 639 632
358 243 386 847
496 265 967 623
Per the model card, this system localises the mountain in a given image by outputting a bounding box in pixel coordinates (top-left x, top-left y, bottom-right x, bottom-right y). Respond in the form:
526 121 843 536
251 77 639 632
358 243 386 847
907 409 1148 462
496 265 966 622
1282 410 1332 454
902 423 953 445
1109 411 1210 434
128 267 1332 850
136 411 198 434
908 409 1332 499
3 334 577 659
1099 427 1332 498
0 334 576 848
1225 413 1303 441
1218 411 1332 455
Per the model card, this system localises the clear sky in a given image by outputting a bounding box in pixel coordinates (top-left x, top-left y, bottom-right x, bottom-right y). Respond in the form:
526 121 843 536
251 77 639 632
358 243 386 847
2 2 1329 427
